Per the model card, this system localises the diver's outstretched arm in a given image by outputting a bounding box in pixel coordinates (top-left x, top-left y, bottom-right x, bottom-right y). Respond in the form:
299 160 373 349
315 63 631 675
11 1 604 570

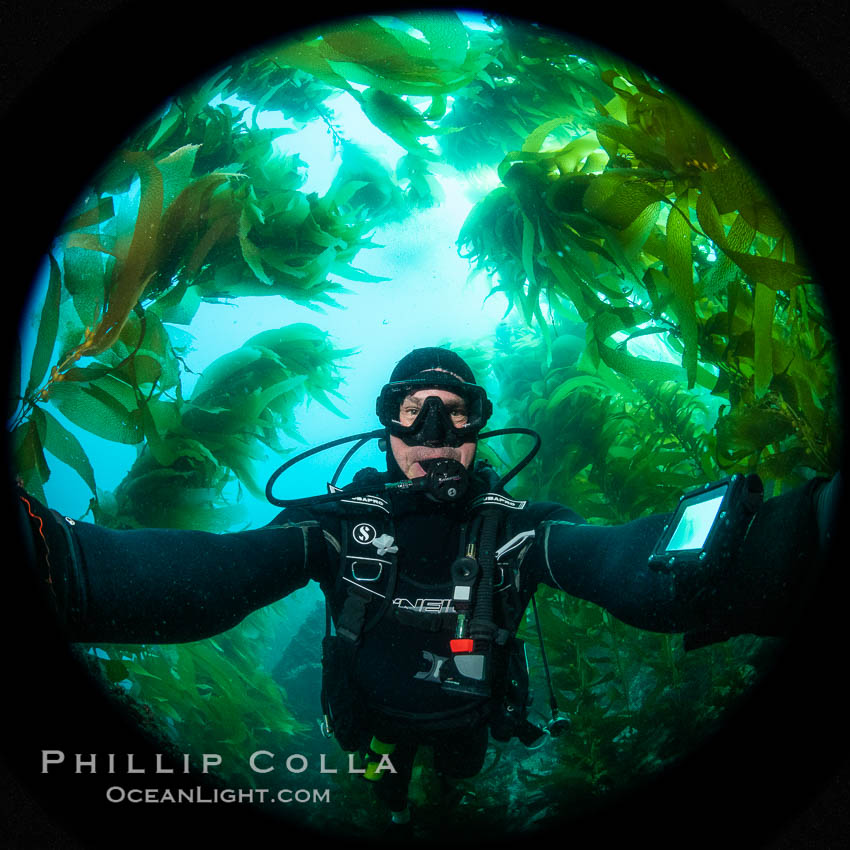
532 475 838 645
15 486 325 644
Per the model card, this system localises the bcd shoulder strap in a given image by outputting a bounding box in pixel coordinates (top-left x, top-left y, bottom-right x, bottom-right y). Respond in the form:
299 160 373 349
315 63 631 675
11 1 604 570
330 493 398 644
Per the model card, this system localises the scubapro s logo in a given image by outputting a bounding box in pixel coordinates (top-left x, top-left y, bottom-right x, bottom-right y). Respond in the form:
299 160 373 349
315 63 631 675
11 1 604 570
352 523 377 545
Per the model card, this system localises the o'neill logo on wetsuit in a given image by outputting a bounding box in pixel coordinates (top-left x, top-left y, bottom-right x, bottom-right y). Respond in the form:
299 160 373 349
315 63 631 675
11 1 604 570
393 598 455 614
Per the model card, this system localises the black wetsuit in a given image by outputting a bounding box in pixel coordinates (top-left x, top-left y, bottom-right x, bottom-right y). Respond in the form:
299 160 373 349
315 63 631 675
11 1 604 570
16 473 825 810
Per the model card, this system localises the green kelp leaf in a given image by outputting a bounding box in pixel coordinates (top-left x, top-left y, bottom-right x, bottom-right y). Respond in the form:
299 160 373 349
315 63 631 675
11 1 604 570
150 282 203 325
520 211 538 293
753 283 777 399
300 217 348 251
397 10 469 68
582 173 666 231
308 386 348 418
397 153 445 208
148 434 222 471
356 89 439 158
595 340 687 385
12 419 50 502
619 199 662 262
702 212 755 298
102 659 130 684
328 260 390 283
237 207 275 286
62 246 113 331
214 444 266 501
120 475 245 532
266 189 311 230
716 406 794 458
732 252 809 292
695 191 808 291
145 101 184 153
322 17 420 69
59 196 115 235
236 375 309 425
87 151 165 355
756 446 814 484
25 255 62 397
114 352 163 390
156 144 201 210
153 172 232 283
40 407 97 496
189 336 317 414
522 117 572 153
149 397 182 434
425 93 447 120
550 333 586 369
48 380 143 444
246 246 311 282
666 195 698 387
325 177 371 210
244 322 331 353
60 363 115 383
701 157 785 238
138 311 180 392
317 16 487 97
554 133 602 173
545 376 610 412
593 116 669 170
543 250 597 322
268 39 357 95
125 666 162 681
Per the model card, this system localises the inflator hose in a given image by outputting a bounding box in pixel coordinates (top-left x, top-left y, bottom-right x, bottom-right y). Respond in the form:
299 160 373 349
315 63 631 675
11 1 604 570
469 509 500 643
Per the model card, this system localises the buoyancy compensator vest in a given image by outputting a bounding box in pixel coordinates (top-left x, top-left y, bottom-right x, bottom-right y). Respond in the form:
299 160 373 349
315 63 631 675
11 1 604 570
318 463 545 751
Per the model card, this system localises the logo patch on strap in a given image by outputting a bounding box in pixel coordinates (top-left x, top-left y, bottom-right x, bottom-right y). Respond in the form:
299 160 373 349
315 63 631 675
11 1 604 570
470 492 528 510
341 494 391 514
352 523 377 545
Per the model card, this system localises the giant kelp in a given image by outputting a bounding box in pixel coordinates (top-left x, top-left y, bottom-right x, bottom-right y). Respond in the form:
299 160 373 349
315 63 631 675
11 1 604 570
457 40 838 487
10 11 841 836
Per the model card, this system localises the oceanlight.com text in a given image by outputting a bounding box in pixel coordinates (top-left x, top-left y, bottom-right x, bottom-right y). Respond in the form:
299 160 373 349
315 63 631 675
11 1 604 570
105 786 331 804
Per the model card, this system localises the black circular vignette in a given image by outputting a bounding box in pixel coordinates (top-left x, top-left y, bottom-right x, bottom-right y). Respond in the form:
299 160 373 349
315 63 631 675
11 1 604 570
1 1 847 848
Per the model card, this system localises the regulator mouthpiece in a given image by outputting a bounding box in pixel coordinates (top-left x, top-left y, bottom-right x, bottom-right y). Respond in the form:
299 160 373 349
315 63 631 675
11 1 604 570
415 457 469 502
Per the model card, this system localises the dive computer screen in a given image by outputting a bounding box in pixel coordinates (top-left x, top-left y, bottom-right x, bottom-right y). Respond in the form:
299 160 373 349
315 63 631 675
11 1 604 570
666 493 725 552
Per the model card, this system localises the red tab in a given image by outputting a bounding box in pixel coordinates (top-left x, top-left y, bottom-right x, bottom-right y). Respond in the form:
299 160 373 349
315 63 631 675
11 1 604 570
450 638 474 654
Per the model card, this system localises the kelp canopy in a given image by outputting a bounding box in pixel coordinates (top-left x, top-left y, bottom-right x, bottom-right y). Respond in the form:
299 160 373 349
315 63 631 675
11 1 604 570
9 10 841 840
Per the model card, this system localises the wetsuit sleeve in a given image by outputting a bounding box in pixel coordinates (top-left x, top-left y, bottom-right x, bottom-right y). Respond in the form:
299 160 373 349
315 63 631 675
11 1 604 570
16 487 326 644
530 477 829 641
533 510 683 631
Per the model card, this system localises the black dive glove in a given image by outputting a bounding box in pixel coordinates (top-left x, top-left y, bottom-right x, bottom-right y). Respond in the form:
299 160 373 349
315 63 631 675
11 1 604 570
679 475 836 650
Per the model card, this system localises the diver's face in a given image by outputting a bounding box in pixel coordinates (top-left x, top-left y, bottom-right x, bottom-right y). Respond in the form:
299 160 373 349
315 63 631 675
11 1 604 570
390 388 477 479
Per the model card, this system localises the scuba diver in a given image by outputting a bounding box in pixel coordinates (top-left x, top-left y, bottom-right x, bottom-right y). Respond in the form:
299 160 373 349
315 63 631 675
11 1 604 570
14 346 842 836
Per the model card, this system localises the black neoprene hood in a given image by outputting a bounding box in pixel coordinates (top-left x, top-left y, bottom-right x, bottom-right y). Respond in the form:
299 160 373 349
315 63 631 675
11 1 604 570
388 347 478 385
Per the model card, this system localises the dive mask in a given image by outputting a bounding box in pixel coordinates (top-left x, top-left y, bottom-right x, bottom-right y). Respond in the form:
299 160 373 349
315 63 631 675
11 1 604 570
375 376 493 447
